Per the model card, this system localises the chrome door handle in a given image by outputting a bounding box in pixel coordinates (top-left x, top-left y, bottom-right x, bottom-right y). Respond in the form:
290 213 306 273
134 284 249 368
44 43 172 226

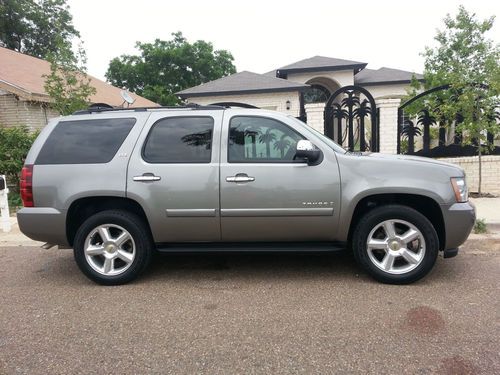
226 173 255 183
133 173 161 182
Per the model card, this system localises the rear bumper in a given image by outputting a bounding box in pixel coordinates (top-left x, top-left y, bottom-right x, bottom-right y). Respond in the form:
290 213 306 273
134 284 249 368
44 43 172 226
442 201 475 250
17 207 69 246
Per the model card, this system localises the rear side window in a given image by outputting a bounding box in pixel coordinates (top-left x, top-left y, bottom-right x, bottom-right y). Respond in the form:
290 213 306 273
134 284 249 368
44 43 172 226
36 118 136 164
143 117 214 163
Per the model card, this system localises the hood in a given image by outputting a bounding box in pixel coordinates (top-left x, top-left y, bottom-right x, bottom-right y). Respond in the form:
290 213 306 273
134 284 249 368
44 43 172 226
350 152 464 175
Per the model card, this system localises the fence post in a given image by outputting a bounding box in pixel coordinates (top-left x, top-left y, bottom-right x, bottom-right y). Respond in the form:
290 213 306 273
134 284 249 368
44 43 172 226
0 175 11 232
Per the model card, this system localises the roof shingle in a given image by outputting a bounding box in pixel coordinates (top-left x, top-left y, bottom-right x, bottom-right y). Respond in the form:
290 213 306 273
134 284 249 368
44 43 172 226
355 67 424 86
0 46 158 107
177 71 309 98
277 55 367 74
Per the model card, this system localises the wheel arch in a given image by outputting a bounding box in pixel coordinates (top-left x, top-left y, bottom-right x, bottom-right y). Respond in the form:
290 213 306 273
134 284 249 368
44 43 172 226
346 193 446 251
66 196 152 246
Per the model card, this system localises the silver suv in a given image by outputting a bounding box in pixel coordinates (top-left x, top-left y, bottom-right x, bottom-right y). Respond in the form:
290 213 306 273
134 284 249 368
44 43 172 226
17 106 475 285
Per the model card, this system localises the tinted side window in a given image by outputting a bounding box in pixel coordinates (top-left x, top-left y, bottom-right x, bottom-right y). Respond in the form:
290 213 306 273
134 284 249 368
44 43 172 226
143 117 214 163
36 118 136 164
228 116 304 163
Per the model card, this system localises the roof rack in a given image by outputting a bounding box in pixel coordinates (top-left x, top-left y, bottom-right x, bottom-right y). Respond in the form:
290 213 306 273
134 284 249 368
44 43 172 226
72 103 226 115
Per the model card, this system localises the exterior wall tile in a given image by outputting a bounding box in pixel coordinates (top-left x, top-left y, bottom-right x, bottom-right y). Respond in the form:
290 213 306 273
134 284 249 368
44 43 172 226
438 155 500 195
0 94 59 129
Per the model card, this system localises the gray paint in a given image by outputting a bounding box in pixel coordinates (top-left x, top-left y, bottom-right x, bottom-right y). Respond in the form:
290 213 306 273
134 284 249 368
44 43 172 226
18 107 474 252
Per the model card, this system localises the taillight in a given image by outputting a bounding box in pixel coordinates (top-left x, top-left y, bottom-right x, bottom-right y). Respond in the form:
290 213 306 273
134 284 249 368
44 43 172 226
20 165 34 207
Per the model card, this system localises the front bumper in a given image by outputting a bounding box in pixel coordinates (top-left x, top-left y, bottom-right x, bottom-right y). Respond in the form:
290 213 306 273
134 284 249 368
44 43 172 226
441 201 476 250
17 207 69 246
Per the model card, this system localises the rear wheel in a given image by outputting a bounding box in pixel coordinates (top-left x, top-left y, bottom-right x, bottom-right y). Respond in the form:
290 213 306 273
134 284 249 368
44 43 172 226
352 205 439 284
73 210 152 285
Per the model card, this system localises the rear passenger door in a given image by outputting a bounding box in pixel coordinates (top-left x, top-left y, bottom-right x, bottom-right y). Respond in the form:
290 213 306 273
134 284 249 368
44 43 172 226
127 111 222 243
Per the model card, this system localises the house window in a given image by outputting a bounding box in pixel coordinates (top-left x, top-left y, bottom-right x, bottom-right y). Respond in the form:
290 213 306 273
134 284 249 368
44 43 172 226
303 84 330 104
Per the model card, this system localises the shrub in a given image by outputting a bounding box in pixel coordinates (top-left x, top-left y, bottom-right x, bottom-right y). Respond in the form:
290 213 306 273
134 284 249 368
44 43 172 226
473 218 487 234
0 126 39 194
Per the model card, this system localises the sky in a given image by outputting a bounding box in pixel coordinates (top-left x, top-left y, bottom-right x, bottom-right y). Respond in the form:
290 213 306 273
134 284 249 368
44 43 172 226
68 0 500 81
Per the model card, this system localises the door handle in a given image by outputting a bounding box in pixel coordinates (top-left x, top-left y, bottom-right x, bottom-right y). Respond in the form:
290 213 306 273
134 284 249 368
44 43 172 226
226 173 255 183
133 173 161 182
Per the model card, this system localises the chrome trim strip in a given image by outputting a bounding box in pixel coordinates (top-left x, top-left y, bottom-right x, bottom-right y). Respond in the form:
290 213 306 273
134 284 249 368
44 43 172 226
166 209 217 217
220 208 334 217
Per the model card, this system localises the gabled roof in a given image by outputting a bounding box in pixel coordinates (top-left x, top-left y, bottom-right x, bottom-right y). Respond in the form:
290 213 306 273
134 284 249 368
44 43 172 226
176 71 309 98
355 67 424 86
0 46 158 107
276 55 367 75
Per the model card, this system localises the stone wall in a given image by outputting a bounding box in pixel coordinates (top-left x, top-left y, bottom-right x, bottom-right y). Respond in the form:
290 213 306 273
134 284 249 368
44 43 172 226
439 155 500 195
375 98 400 154
304 103 325 133
0 92 59 129
185 91 301 117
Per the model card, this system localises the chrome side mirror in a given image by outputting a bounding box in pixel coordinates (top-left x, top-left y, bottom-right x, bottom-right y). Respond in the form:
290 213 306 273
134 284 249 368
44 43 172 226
295 140 322 166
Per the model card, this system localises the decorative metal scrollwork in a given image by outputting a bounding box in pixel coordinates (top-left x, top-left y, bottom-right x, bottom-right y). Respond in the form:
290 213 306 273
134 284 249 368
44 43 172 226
324 85 378 152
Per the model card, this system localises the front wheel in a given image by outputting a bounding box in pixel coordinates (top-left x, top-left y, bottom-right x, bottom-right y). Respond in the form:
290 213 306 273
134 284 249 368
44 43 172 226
73 210 153 285
352 205 439 284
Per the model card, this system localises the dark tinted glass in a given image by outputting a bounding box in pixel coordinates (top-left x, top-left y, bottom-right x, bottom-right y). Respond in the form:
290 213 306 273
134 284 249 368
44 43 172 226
229 116 304 162
143 117 214 163
36 118 136 164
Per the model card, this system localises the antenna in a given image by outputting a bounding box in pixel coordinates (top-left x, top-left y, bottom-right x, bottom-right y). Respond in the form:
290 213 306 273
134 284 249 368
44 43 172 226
120 90 135 107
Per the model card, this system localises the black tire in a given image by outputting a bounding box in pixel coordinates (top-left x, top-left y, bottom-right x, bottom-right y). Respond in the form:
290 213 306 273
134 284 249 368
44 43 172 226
73 210 153 285
352 205 439 284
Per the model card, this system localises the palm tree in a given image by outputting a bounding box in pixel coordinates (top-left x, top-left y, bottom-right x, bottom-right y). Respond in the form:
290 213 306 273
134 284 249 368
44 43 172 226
273 134 291 158
353 99 372 151
341 91 361 151
243 126 260 158
259 128 277 158
417 109 436 153
181 129 212 149
401 120 422 154
331 103 348 145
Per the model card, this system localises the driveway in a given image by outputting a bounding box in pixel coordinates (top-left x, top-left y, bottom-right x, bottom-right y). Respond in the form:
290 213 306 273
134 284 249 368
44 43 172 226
0 236 499 374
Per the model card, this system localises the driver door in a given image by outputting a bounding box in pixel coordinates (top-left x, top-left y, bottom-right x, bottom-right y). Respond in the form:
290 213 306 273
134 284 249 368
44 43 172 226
219 114 341 242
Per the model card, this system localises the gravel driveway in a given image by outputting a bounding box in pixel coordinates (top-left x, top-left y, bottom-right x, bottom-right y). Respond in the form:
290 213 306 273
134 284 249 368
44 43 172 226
0 237 499 374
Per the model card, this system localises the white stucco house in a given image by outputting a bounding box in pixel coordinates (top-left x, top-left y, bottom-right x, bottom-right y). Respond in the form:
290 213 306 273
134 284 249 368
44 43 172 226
177 56 500 194
177 56 423 154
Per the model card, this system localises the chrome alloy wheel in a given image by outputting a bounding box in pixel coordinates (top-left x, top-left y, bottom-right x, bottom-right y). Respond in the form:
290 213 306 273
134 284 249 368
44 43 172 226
366 219 426 275
84 224 136 276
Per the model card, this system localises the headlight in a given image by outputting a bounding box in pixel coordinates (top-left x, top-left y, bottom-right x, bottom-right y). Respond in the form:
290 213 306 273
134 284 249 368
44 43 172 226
451 177 468 203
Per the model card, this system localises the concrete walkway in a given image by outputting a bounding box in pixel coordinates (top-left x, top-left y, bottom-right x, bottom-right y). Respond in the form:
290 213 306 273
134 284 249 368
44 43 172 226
1 198 500 247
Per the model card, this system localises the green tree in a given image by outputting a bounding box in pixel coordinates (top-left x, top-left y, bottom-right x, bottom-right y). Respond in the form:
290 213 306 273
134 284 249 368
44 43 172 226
105 32 237 106
405 6 500 194
0 0 79 59
43 42 96 115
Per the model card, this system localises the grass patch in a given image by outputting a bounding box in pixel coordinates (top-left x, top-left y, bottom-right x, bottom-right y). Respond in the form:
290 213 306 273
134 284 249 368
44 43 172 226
473 218 488 234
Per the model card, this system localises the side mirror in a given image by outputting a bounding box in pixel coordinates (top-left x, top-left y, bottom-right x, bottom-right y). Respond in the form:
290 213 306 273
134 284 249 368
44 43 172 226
295 140 322 166
0 176 5 191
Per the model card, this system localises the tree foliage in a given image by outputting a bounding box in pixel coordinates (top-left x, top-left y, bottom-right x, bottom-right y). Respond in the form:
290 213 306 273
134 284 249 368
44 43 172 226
0 126 39 192
404 6 500 193
405 6 499 142
43 42 96 115
105 32 237 105
0 0 79 59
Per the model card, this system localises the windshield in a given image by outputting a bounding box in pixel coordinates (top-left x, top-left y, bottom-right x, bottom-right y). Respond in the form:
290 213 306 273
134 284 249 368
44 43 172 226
289 117 347 153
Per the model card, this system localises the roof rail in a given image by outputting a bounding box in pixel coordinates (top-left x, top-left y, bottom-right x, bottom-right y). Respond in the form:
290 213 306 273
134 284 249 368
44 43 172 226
72 103 226 115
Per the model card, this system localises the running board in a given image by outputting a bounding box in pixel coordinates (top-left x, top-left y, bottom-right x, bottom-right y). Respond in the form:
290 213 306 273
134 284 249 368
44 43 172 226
155 241 347 253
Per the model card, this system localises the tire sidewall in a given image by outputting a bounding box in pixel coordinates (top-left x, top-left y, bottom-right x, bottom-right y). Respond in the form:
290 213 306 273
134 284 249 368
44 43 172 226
73 210 152 285
353 205 439 284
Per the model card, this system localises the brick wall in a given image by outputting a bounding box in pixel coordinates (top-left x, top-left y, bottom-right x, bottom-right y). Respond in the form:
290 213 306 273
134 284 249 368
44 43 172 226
439 155 500 195
376 98 400 154
0 93 59 129
304 103 325 133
